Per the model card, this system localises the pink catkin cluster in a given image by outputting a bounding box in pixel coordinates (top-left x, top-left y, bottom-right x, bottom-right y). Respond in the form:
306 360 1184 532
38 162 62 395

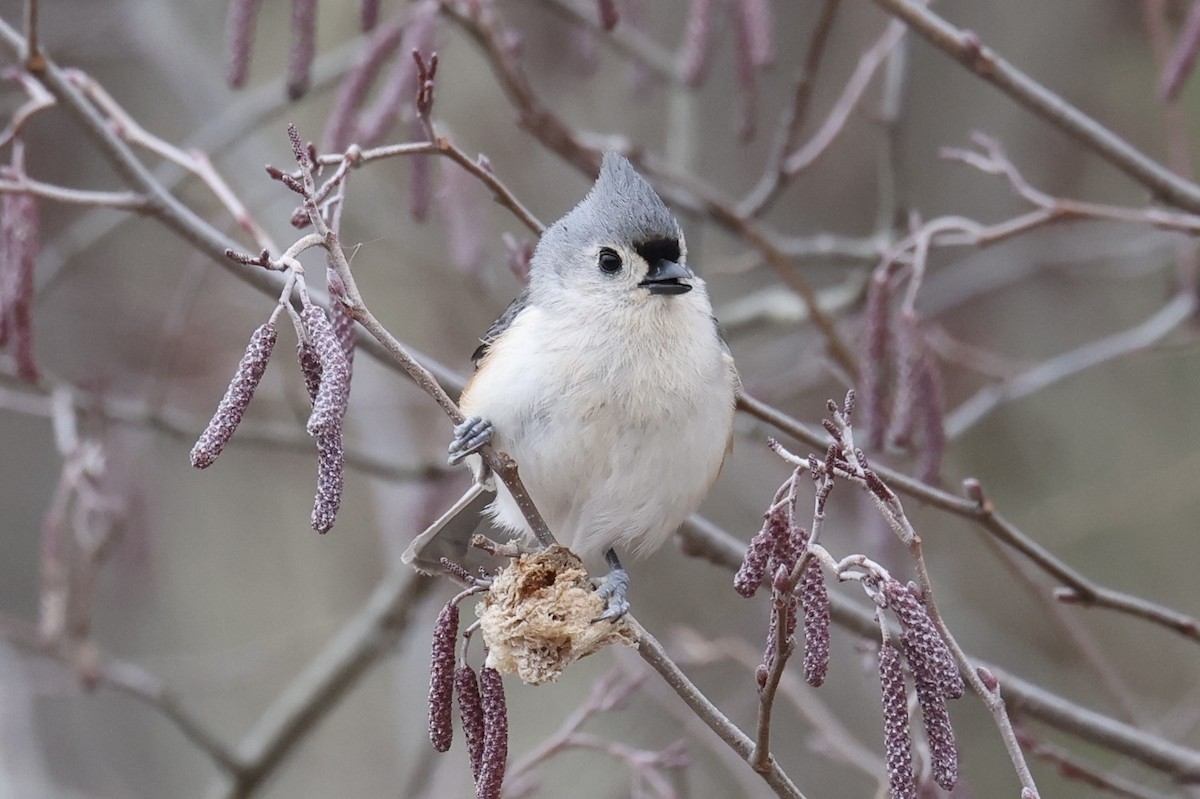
0 191 40 383
737 476 831 688
425 608 509 797
428 601 459 752
300 304 350 533
190 322 277 469
858 276 946 484
734 498 806 597
879 642 916 799
883 579 961 791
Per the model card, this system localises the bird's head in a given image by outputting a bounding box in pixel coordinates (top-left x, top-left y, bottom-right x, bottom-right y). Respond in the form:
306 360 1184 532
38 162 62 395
530 152 701 309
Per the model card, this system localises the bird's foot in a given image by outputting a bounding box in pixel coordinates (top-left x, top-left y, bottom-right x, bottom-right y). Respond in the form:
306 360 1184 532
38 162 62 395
447 416 494 466
593 549 631 622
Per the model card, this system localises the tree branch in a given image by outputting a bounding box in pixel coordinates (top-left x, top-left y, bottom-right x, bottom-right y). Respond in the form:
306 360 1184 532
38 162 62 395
868 0 1200 213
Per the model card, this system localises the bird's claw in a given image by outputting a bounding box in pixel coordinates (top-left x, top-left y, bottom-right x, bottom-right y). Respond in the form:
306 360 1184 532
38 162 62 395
447 416 494 466
592 564 631 623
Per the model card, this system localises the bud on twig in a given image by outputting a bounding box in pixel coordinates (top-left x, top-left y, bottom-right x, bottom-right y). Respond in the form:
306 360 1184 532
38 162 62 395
190 322 277 468
428 600 459 752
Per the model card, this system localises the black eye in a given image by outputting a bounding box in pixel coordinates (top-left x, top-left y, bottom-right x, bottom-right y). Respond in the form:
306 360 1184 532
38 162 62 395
598 248 623 273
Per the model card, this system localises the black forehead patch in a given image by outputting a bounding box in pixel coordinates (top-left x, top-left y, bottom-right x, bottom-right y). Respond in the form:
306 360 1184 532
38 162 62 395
635 238 681 264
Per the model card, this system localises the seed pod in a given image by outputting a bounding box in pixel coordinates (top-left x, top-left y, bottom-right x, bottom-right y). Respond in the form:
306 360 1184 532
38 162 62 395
914 676 957 790
296 339 322 405
287 0 317 99
428 601 459 752
879 642 915 799
734 508 776 597
456 665 485 781
226 0 261 88
191 322 277 468
886 581 963 700
800 558 830 687
477 667 508 799
311 425 344 534
301 304 351 437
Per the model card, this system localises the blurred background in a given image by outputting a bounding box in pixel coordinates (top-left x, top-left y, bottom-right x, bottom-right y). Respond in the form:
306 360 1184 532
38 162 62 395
1 0 1199 797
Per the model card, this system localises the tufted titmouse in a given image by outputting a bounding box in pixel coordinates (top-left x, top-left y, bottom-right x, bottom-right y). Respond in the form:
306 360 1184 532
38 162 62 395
403 152 739 620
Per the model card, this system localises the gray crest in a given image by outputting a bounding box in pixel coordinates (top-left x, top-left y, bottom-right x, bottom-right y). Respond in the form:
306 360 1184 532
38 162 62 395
535 152 682 264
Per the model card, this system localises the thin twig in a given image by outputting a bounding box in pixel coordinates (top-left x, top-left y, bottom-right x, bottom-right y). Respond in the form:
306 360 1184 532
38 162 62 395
1020 731 1176 799
630 618 808 799
210 569 435 798
285 125 557 548
780 21 906 180
0 615 244 778
738 0 843 217
0 178 148 210
672 628 884 780
946 292 1197 438
868 0 1200 213
310 139 543 235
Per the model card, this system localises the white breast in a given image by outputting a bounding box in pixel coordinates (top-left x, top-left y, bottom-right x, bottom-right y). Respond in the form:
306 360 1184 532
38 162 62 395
460 291 737 560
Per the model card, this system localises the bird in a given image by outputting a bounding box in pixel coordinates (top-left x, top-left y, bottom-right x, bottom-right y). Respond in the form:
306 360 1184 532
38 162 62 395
403 152 739 621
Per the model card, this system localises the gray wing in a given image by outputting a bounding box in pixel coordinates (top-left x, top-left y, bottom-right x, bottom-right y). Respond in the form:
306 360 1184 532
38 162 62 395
472 289 531 366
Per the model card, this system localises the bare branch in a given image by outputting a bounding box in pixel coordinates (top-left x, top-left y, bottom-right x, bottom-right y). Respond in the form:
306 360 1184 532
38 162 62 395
946 292 1197 439
868 0 1200 213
